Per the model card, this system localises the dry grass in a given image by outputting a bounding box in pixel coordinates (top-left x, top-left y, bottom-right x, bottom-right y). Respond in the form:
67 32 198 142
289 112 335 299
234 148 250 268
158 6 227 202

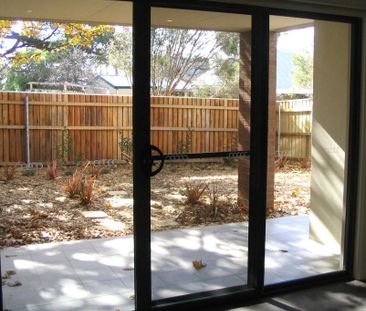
299 157 311 169
3 165 17 181
184 181 208 205
80 176 96 205
64 170 82 198
208 182 220 219
88 165 102 179
46 161 58 179
275 156 288 169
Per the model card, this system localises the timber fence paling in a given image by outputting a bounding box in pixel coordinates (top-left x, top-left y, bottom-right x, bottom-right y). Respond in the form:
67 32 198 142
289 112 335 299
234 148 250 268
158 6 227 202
0 92 312 164
276 98 312 159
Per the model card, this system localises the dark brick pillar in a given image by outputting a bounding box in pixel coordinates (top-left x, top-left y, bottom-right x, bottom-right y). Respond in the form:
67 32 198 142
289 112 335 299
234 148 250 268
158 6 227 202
238 31 277 212
237 31 251 211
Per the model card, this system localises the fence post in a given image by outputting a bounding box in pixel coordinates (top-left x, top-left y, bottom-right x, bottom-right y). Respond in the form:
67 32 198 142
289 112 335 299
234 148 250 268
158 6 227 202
24 96 30 165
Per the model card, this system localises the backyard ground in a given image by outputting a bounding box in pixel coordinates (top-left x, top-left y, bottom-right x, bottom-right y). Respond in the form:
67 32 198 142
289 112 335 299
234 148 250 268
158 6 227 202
0 161 310 248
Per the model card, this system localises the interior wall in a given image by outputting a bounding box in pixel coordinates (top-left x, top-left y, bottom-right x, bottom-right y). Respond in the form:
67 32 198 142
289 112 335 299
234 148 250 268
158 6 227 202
205 0 366 16
354 18 366 281
310 20 351 252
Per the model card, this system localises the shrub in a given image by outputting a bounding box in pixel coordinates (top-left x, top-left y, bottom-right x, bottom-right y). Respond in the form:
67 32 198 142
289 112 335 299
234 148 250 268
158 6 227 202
184 181 208 205
100 167 111 175
46 161 58 179
64 169 74 176
275 156 288 169
22 168 36 176
64 170 82 198
88 165 101 179
300 157 311 169
3 165 17 181
58 127 73 163
80 176 96 205
177 128 192 154
119 134 133 164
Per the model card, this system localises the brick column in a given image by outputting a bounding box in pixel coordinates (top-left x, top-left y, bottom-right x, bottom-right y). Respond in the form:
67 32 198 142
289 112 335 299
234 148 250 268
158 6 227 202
238 31 277 213
237 31 251 211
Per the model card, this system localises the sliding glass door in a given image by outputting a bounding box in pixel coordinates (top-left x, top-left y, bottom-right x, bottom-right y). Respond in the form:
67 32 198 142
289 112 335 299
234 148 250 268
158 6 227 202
132 1 360 310
149 7 252 301
265 15 354 285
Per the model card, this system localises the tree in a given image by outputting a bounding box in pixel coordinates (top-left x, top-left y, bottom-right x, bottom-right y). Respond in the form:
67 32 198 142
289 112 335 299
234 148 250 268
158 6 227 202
292 49 313 90
0 20 114 91
151 28 219 96
212 32 240 98
0 20 114 68
108 27 220 96
2 46 100 91
191 32 240 99
108 28 132 86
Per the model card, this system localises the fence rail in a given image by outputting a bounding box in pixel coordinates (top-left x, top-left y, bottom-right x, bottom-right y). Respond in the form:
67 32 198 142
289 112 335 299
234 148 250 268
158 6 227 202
0 92 312 163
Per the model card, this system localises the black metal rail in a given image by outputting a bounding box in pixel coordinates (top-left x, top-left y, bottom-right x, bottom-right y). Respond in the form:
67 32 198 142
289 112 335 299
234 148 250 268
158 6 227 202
151 150 250 161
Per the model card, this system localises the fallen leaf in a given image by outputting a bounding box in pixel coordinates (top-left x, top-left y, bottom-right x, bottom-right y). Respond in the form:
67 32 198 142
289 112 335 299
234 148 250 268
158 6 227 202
192 260 206 270
123 267 134 271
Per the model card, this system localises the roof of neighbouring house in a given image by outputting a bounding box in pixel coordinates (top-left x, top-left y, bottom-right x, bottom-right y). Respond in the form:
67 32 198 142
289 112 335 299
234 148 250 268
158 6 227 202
98 75 132 89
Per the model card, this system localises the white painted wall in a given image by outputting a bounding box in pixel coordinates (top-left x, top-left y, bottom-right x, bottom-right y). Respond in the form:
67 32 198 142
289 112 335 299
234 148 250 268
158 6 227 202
310 21 351 255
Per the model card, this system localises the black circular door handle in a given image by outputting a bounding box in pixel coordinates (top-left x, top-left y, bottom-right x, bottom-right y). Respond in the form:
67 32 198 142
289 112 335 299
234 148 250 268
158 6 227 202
149 145 165 177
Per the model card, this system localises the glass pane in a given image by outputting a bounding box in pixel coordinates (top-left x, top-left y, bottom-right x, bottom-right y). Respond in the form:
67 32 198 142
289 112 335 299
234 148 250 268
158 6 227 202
0 2 135 310
150 7 251 300
265 16 351 284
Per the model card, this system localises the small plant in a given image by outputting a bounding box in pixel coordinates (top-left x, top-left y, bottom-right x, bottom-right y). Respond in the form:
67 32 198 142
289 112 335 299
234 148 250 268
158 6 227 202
208 183 220 219
80 176 96 205
100 167 111 175
300 157 311 169
3 165 17 181
46 161 58 179
223 157 236 167
64 169 74 176
119 134 133 164
275 155 288 169
88 165 101 179
58 127 73 163
22 168 36 176
64 170 82 198
177 128 193 154
184 181 208 205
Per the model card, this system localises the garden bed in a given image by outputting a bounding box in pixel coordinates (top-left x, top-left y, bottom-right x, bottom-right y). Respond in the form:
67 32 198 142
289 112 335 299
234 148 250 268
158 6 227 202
0 162 310 248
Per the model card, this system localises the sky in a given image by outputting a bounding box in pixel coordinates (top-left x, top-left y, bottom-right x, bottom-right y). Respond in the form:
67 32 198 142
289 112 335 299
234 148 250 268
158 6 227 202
277 27 314 53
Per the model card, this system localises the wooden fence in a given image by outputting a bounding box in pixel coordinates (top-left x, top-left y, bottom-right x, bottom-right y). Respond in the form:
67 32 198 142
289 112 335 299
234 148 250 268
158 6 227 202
276 99 312 159
0 92 312 163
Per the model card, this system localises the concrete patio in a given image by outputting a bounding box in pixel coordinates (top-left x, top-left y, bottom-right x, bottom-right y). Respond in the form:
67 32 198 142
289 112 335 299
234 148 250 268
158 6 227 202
1 215 340 311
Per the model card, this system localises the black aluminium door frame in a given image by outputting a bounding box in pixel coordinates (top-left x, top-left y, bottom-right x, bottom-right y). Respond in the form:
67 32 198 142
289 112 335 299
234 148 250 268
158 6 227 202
132 0 362 310
132 2 270 309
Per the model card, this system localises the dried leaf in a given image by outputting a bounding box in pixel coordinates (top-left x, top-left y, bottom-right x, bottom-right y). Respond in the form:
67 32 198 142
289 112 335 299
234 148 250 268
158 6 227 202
123 267 134 271
192 260 206 270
